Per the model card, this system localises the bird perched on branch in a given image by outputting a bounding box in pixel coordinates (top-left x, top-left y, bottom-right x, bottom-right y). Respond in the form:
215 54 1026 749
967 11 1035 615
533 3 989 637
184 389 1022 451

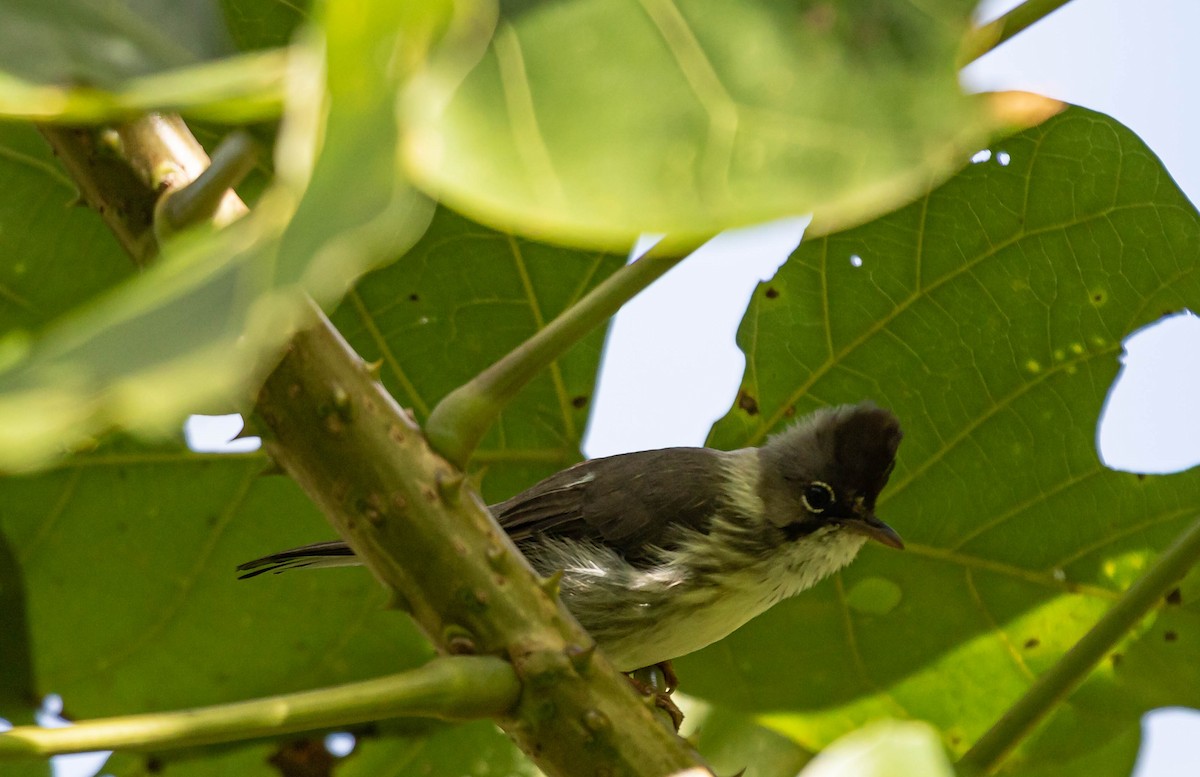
240 402 903 712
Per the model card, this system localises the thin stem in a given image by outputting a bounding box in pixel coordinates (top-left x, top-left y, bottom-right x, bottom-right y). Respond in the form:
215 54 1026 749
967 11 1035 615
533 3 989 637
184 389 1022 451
959 0 1077 67
425 240 688 467
0 657 519 759
158 130 258 235
958 513 1200 776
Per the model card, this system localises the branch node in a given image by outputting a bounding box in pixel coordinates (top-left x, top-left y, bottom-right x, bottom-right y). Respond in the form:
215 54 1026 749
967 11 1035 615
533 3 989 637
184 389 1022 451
540 569 563 599
565 642 596 673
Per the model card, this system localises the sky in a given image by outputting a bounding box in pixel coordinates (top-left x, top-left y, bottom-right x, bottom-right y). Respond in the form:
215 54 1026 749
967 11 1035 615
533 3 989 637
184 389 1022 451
27 1 1200 776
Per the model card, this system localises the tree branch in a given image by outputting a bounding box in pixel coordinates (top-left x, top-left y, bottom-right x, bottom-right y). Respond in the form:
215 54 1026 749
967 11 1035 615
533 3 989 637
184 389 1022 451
0 657 518 759
958 513 1200 776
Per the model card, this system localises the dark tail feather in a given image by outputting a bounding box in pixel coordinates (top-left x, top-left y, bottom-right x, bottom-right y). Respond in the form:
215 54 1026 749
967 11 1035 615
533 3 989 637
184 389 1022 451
236 540 358 579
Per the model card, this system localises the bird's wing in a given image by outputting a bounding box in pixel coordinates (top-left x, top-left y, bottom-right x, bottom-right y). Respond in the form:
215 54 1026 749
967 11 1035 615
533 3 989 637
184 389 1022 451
493 447 731 560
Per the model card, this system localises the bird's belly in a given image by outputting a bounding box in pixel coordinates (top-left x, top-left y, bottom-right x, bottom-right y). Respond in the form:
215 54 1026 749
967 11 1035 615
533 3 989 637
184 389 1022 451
554 530 867 671
592 581 776 671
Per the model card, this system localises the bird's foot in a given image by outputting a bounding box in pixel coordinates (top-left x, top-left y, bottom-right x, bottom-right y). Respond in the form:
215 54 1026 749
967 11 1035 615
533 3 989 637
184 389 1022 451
627 662 683 731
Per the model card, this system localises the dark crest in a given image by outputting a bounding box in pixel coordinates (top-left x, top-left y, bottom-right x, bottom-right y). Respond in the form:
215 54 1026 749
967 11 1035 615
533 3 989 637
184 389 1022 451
831 403 902 508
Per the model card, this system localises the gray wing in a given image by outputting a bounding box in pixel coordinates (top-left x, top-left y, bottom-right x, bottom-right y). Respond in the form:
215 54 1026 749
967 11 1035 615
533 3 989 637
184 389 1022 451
238 447 730 575
494 447 729 562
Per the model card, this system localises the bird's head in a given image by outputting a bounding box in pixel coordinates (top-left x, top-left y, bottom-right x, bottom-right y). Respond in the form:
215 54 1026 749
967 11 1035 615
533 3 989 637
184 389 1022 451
757 402 904 549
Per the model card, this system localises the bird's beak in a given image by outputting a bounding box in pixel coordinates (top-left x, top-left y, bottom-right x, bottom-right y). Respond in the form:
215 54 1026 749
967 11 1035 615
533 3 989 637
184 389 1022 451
844 514 905 550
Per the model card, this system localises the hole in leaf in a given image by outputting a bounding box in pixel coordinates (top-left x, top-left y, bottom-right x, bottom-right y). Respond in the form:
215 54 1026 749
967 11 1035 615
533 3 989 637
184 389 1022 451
184 414 261 453
1098 310 1200 474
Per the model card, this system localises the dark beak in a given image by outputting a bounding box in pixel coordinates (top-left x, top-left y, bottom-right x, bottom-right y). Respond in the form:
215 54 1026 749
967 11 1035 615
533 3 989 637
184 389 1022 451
844 514 904 550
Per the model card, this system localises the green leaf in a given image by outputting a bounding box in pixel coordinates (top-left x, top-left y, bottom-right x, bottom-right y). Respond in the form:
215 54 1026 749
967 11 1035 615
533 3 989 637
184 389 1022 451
0 437 432 723
406 0 992 249
688 106 1200 775
683 701 813 777
799 721 954 777
0 123 134 333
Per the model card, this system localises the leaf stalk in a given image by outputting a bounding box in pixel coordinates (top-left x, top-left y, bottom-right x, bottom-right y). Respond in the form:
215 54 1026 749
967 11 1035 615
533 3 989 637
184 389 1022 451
0 657 519 758
425 240 687 467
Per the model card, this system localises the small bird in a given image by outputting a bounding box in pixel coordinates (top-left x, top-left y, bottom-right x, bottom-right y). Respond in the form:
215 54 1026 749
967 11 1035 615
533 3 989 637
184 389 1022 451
239 402 903 674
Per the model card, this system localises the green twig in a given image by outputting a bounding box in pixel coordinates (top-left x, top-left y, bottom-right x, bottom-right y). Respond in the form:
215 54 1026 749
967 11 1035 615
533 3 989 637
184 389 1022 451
0 657 519 759
958 513 1200 776
156 130 258 237
425 240 688 467
959 0 1077 67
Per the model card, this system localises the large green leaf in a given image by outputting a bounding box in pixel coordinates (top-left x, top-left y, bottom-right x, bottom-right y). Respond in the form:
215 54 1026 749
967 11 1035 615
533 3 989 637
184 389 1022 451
0 207 620 731
405 0 992 249
686 107 1200 776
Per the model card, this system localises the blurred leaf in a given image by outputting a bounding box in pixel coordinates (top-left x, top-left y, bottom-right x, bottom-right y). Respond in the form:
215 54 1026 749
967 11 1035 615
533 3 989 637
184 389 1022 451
0 0 309 123
800 721 954 777
0 0 228 87
0 0 471 471
406 0 992 250
682 701 812 777
0 50 288 123
689 107 1200 775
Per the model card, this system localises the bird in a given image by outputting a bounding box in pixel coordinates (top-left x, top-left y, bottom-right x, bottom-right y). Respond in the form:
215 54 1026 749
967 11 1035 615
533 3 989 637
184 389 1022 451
239 401 903 677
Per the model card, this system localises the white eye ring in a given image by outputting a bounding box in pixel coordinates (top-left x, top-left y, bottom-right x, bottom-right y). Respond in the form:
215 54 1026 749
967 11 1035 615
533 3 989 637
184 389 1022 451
802 481 836 513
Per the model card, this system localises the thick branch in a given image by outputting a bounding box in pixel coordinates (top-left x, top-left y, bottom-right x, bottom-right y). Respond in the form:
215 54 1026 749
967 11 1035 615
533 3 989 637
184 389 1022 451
958 513 1200 776
256 306 705 776
0 657 518 758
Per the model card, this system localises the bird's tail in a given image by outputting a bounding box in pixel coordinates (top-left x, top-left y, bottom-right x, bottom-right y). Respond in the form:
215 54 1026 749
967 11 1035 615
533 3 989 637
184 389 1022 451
236 540 359 579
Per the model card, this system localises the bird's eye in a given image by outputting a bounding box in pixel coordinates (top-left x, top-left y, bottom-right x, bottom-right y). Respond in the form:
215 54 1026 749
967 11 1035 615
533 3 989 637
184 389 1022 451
802 482 836 513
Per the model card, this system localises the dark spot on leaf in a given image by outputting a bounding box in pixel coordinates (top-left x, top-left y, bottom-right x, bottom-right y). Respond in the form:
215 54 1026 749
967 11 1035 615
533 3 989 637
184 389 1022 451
949 735 961 746
408 293 419 302
784 405 796 417
1165 630 1178 642
571 395 589 409
1110 653 1123 667
1167 588 1183 606
268 739 336 777
1023 637 1040 649
765 287 779 299
737 391 759 416
1090 289 1107 305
